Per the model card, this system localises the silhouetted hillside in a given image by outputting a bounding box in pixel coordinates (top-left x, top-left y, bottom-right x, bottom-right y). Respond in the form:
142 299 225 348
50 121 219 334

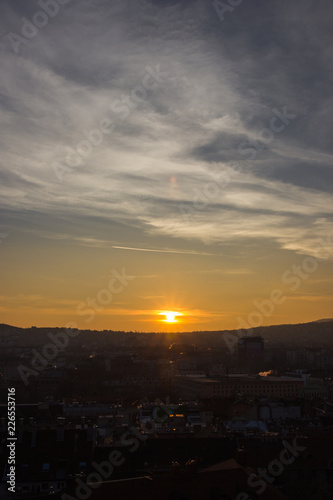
1 320 333 349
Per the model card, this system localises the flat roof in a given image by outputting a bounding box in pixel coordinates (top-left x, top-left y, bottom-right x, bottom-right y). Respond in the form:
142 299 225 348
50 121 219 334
176 375 304 384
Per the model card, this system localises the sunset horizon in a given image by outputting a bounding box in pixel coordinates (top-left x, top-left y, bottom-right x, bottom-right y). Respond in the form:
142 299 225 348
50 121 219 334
1 0 332 334
1 2 333 498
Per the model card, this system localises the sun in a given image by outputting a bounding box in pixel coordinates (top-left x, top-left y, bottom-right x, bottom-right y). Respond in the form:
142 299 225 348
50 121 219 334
165 311 177 322
158 311 183 323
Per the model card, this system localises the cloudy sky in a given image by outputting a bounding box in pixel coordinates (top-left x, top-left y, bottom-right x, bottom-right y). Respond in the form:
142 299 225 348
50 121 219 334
0 0 332 332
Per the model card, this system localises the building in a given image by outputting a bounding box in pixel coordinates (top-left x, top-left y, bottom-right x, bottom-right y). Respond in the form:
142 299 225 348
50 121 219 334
176 373 304 400
238 336 264 369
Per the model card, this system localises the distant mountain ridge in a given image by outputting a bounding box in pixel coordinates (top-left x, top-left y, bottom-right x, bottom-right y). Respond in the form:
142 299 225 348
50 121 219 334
0 319 333 348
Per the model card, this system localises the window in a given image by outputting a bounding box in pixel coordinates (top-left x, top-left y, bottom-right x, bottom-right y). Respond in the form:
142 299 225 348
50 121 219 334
42 463 50 472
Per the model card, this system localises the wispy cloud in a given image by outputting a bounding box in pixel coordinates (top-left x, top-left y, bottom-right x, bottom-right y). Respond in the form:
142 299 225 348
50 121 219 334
1 0 332 259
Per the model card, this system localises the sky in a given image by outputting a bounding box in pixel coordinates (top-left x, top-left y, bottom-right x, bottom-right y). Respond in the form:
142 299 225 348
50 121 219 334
0 0 332 332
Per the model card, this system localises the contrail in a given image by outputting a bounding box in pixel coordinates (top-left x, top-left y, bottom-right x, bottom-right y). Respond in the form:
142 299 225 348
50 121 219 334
112 246 212 256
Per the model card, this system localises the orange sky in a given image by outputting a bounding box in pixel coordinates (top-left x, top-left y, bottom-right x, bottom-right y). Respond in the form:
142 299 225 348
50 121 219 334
1 229 332 332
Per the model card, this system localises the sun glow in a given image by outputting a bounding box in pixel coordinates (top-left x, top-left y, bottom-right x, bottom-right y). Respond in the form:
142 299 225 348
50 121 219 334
159 311 183 323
